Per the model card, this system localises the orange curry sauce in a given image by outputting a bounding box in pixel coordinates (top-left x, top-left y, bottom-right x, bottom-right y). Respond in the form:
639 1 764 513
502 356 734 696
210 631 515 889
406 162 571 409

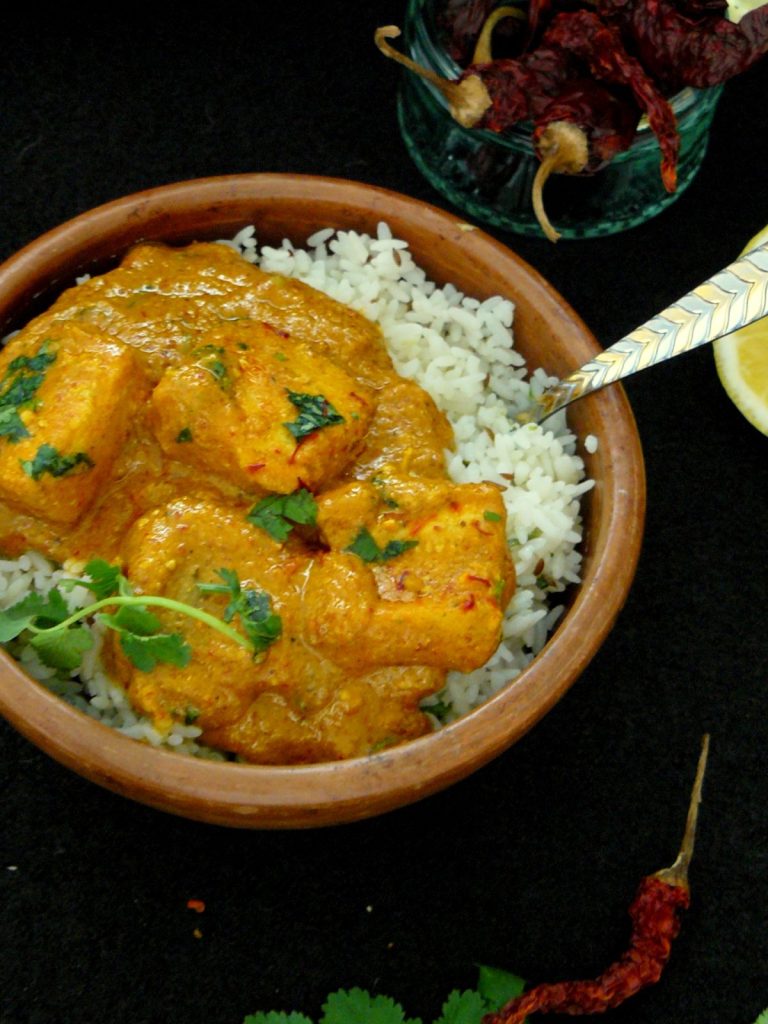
0 242 515 762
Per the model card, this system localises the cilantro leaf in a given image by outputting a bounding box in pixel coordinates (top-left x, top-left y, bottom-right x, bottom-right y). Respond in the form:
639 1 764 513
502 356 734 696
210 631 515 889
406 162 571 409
483 510 502 523
247 488 318 542
21 444 94 481
434 991 487 1024
321 989 421 1024
176 427 193 443
475 965 525 1011
754 1010 768 1024
238 589 282 652
119 632 192 672
345 527 418 563
244 1014 314 1024
0 405 29 442
197 569 282 656
82 559 123 600
0 593 49 642
98 605 163 637
30 626 93 671
283 390 344 440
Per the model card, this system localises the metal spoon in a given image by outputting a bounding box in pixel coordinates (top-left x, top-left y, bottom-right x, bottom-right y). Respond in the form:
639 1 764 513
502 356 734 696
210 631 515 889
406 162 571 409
526 239 768 424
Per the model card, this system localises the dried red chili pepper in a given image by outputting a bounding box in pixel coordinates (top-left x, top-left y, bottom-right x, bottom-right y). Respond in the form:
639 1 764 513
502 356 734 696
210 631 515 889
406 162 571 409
375 26 572 132
483 734 710 1023
438 0 518 64
542 9 680 191
598 0 768 90
531 80 640 241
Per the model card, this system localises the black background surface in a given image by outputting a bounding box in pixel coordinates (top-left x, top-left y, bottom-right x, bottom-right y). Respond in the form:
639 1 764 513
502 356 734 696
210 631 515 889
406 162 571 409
1 5 766 1024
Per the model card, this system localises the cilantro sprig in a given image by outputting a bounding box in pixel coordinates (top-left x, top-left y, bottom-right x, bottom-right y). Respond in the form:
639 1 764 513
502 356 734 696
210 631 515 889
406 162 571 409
0 559 282 675
243 964 524 1024
283 390 345 440
246 488 318 542
345 527 418 563
197 568 282 654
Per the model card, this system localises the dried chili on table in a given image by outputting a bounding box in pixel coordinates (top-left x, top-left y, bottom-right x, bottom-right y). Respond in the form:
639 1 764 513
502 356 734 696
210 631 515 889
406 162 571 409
483 735 710 1023
598 0 768 90
531 80 640 241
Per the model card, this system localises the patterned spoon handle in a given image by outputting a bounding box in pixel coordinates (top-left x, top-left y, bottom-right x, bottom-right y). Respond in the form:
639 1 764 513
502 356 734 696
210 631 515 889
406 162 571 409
532 239 768 423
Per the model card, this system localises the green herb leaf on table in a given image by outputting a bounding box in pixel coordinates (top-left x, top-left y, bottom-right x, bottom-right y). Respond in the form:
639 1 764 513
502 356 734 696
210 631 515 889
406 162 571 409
247 488 318 542
242 966 524 1024
434 991 488 1024
283 390 345 440
754 1010 768 1024
322 989 422 1024
21 443 94 480
243 1013 314 1024
475 964 525 1010
345 527 418 563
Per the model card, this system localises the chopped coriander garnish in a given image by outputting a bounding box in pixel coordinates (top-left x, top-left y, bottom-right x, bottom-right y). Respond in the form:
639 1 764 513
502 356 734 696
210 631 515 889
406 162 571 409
193 344 230 390
246 488 317 542
176 427 193 443
197 568 282 656
242 963 524 1024
483 510 502 522
274 351 287 362
345 527 418 563
21 444 93 481
283 390 344 440
184 706 201 725
0 341 57 443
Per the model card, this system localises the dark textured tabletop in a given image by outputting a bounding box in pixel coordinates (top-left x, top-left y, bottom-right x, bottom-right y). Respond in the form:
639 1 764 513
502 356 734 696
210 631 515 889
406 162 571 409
1 5 766 1024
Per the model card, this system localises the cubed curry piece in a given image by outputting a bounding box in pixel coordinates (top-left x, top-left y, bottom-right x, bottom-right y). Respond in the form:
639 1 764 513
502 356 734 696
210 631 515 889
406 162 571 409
150 321 376 494
0 323 145 527
345 376 454 481
304 477 516 673
114 495 444 760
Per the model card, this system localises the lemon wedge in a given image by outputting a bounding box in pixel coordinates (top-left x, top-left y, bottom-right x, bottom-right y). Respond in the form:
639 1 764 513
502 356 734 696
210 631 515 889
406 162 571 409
713 225 768 435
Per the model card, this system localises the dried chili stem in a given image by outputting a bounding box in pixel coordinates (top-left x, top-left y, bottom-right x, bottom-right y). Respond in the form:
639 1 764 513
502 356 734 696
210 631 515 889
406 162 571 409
375 25 492 127
472 5 526 64
483 734 711 1022
531 122 589 243
654 732 710 891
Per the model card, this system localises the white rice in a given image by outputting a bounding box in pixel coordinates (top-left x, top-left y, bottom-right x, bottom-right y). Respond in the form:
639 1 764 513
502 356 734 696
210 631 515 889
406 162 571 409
0 223 593 746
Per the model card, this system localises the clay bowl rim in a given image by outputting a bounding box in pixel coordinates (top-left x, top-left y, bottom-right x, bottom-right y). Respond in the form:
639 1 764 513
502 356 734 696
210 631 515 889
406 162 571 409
0 173 645 829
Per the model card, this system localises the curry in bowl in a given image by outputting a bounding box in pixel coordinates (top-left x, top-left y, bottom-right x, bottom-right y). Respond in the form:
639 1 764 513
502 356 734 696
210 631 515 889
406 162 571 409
0 220 590 766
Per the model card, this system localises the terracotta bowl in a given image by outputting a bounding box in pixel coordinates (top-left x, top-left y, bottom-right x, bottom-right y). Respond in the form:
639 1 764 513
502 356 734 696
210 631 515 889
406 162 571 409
0 174 645 828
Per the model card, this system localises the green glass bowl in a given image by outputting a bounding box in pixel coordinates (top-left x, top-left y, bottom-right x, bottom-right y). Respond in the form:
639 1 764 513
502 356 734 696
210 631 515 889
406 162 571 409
397 0 724 239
